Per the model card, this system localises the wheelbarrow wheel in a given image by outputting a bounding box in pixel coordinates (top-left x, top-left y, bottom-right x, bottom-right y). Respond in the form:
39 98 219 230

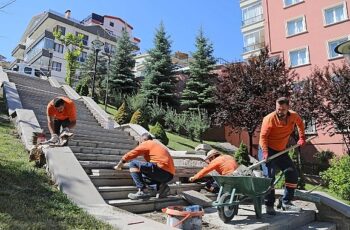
217 193 239 223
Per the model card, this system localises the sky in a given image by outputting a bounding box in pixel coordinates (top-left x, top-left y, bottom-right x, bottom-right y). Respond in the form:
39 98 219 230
0 0 243 62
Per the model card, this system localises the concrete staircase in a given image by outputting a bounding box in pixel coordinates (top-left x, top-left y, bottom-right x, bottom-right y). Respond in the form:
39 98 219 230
7 73 203 213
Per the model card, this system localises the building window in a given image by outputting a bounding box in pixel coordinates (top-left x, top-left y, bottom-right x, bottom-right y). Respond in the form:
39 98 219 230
110 21 114 27
286 16 306 37
54 25 66 35
243 29 265 53
52 61 62 72
328 37 349 59
54 43 64 53
77 51 87 62
324 2 348 26
284 0 303 7
242 2 263 26
289 47 309 67
76 32 89 46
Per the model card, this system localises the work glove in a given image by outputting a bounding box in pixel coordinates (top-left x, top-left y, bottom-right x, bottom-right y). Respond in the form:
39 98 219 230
62 127 70 133
262 150 269 160
297 137 306 146
189 177 196 182
114 160 124 171
48 134 59 143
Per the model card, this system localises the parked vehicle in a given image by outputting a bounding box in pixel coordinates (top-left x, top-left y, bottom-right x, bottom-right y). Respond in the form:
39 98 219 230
11 63 46 78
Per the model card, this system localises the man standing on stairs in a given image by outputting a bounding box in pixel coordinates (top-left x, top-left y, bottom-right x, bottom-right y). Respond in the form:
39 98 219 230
189 149 239 193
114 133 175 200
47 96 77 145
259 97 306 215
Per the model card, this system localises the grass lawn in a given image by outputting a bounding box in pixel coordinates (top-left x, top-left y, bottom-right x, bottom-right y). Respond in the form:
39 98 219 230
0 96 113 229
305 183 350 205
166 131 219 151
98 103 118 116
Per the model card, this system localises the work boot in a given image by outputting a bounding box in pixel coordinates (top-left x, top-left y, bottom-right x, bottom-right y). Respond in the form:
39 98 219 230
282 202 302 212
266 206 276 215
128 189 150 200
157 183 170 199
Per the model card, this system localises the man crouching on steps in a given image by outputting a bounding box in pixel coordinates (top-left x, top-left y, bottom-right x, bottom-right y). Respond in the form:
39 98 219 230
114 133 175 200
47 96 77 145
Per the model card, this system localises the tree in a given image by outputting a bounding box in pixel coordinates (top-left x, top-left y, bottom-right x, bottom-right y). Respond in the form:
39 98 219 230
181 28 217 113
141 22 177 106
308 63 350 154
108 30 137 97
53 31 83 86
79 52 108 101
214 47 296 154
114 102 129 125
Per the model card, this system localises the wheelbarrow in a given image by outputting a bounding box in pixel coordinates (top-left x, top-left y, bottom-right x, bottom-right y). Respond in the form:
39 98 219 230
212 174 284 223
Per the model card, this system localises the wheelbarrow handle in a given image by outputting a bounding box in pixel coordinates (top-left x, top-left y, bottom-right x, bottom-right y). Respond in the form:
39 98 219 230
248 136 316 170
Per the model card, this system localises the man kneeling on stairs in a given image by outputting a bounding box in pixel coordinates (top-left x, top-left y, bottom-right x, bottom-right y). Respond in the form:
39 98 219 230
114 133 175 200
47 96 77 145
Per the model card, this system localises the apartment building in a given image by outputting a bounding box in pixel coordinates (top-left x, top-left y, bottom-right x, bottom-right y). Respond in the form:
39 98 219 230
11 10 140 83
237 0 350 157
240 0 265 60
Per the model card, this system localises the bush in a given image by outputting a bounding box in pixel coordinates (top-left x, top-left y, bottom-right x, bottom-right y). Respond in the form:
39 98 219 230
112 92 125 109
130 109 148 129
148 100 166 125
126 94 148 113
321 155 350 200
114 102 129 125
76 78 89 96
164 107 177 132
315 150 334 164
190 110 210 142
150 122 169 145
234 142 250 166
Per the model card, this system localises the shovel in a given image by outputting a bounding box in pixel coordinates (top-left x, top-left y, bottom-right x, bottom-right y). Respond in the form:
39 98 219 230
234 136 316 176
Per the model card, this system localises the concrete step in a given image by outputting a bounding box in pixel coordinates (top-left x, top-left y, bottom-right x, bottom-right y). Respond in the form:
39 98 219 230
74 153 123 162
41 129 129 139
35 114 99 124
80 160 121 170
91 168 205 178
71 134 134 143
107 196 188 213
70 139 136 148
298 221 337 230
98 183 204 200
71 146 131 155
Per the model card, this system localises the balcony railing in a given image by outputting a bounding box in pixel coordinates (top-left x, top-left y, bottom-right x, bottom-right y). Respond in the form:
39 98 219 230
242 14 264 27
243 42 264 53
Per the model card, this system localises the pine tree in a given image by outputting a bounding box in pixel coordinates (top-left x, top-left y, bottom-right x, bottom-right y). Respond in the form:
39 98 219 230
114 102 129 125
78 52 108 101
108 30 137 97
141 22 177 107
181 28 217 112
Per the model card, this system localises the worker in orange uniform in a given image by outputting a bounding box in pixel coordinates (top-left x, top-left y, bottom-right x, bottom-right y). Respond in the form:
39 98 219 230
114 133 175 200
259 97 306 215
47 96 77 144
189 149 239 193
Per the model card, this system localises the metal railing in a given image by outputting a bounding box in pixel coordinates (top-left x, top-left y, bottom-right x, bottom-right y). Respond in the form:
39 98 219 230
242 14 264 27
243 42 264 53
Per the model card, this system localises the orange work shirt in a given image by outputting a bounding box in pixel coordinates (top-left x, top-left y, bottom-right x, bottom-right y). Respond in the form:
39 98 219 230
122 140 176 175
47 97 77 121
259 110 305 153
193 155 238 180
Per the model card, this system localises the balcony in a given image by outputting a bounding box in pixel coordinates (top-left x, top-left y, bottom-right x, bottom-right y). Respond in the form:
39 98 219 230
242 14 264 27
243 42 265 53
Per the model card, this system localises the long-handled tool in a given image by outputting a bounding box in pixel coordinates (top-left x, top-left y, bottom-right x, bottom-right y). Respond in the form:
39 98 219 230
234 136 317 176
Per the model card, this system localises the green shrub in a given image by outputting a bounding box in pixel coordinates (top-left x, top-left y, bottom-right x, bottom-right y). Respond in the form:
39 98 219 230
150 122 169 145
126 94 148 112
148 100 166 125
130 109 148 129
76 78 89 96
234 142 250 166
315 150 334 164
190 110 210 142
321 155 350 200
114 102 129 124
